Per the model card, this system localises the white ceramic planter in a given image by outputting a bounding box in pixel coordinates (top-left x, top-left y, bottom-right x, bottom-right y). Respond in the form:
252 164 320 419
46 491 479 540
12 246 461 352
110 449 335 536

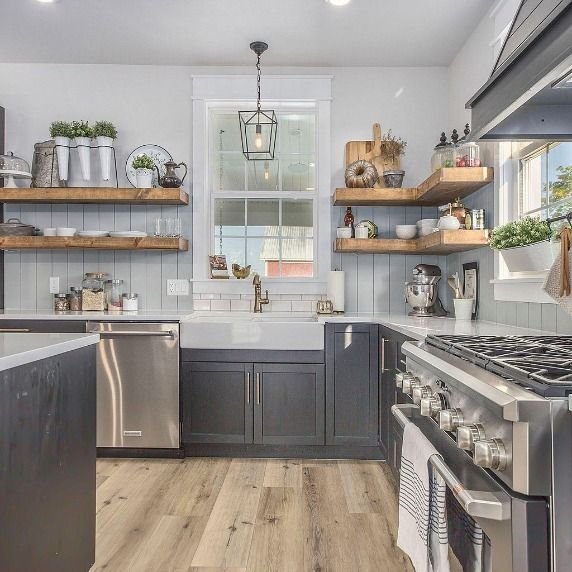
54 136 70 181
500 239 558 272
135 168 153 189
453 298 473 321
96 136 114 181
74 136 92 181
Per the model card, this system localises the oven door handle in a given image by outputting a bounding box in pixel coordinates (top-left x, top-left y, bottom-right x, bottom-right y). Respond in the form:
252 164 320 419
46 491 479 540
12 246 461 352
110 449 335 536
392 404 511 521
88 330 176 339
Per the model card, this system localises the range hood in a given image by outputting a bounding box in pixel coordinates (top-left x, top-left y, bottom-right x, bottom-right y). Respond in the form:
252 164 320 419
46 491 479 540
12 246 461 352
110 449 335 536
467 0 572 140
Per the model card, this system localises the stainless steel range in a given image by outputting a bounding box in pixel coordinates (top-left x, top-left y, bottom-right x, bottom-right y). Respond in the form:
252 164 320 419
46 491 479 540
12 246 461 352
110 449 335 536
392 334 572 572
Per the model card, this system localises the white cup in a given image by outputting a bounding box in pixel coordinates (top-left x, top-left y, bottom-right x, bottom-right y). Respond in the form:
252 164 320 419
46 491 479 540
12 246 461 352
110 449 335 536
337 226 352 239
355 225 369 239
43 227 57 236
453 298 474 321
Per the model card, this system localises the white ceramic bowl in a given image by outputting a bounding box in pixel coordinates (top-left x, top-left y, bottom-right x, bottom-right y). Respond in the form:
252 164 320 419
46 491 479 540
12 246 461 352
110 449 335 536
56 227 77 237
395 224 417 239
77 230 110 238
437 215 461 230
43 227 57 236
416 219 438 228
419 226 438 237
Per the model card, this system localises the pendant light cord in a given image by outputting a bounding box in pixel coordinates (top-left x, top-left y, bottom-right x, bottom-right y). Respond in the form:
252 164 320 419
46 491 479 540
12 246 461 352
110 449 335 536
256 54 262 112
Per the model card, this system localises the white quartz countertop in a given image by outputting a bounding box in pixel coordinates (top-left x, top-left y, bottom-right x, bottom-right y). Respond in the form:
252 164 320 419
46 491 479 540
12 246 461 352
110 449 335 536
0 332 100 372
0 310 191 321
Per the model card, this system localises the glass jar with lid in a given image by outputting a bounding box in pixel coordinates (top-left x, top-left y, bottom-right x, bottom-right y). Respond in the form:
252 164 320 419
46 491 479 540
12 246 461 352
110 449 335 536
69 287 82 311
105 279 124 311
81 272 108 311
431 132 448 172
54 293 70 312
455 141 481 167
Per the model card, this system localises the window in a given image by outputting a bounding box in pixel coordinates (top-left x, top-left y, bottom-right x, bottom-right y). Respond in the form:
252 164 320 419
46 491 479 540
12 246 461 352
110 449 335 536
210 110 317 278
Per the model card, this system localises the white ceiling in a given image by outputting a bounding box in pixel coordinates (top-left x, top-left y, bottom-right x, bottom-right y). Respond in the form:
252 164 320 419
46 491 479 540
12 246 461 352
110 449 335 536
1 0 492 67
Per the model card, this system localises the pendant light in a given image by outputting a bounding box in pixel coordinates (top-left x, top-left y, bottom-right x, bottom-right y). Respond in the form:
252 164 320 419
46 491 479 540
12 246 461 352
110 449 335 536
239 41 278 161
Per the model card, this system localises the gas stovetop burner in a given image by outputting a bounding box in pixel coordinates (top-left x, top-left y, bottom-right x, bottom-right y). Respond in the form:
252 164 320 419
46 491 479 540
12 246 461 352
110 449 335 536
426 334 572 397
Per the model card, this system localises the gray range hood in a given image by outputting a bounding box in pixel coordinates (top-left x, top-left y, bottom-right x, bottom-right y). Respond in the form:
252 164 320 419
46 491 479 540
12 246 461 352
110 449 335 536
467 0 572 140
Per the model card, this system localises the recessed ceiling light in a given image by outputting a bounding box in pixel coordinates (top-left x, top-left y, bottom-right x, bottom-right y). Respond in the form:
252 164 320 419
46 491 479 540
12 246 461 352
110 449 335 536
325 0 351 5
36 0 60 4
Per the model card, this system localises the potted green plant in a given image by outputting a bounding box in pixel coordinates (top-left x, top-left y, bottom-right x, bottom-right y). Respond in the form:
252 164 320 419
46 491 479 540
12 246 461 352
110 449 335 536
70 120 94 181
49 121 73 182
93 121 118 182
132 154 155 188
489 216 556 272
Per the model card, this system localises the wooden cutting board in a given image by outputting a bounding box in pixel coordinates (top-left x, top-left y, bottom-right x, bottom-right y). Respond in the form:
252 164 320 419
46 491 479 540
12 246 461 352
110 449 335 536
345 123 401 188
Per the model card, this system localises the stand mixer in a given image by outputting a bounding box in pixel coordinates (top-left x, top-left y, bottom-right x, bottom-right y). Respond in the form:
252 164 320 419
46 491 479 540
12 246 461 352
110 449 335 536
405 264 448 317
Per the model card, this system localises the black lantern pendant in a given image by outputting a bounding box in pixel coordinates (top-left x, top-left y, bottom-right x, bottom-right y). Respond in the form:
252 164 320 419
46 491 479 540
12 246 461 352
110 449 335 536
239 41 278 161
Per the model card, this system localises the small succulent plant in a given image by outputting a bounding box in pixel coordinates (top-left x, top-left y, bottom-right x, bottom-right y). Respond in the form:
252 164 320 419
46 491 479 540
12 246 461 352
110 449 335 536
93 121 118 139
49 121 73 138
132 154 155 170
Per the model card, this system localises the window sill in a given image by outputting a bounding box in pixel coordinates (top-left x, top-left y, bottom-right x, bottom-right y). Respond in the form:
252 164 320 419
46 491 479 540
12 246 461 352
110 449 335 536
492 276 555 304
191 278 327 296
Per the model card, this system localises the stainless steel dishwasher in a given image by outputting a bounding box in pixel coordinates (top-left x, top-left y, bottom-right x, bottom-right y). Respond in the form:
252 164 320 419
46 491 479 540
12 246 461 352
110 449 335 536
86 322 180 449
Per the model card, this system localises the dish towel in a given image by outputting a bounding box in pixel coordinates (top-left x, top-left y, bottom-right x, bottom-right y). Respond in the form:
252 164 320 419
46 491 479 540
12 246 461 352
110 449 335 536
397 421 450 572
544 228 572 313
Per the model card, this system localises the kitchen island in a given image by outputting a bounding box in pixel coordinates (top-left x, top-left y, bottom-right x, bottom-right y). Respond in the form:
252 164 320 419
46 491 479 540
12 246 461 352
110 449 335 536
0 332 99 572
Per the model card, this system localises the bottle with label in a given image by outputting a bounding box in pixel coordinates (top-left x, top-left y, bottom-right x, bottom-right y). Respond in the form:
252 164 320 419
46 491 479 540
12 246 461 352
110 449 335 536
344 207 355 237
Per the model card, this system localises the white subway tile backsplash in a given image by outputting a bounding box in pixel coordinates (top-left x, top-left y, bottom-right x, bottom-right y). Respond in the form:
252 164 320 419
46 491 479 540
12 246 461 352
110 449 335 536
192 299 211 311
291 300 313 312
211 299 231 311
269 300 292 312
301 294 320 301
201 293 221 300
278 294 302 301
231 299 251 312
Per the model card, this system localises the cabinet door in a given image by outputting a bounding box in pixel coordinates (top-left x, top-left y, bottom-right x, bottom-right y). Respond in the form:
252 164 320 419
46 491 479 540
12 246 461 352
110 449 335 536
182 362 253 444
325 323 379 446
254 363 325 445
379 333 398 456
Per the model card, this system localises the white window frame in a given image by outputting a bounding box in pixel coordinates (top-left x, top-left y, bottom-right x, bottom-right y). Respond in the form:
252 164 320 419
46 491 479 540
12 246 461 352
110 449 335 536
492 141 557 303
191 75 332 295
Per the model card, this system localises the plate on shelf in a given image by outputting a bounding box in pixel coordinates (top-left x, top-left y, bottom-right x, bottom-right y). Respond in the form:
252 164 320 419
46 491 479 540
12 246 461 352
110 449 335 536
77 230 110 238
125 144 172 188
109 231 148 238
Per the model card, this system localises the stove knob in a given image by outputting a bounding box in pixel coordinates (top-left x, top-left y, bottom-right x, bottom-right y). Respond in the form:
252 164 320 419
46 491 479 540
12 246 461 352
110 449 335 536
439 408 464 431
395 371 412 390
412 385 432 405
420 393 445 417
456 424 485 451
402 376 421 395
473 439 508 471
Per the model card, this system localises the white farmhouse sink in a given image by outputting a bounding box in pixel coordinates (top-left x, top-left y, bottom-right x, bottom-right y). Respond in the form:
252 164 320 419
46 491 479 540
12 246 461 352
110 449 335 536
180 312 324 350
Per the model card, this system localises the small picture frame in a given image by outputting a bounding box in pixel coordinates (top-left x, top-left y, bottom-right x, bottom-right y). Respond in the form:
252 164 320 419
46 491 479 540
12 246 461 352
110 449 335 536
462 261 479 319
209 255 229 279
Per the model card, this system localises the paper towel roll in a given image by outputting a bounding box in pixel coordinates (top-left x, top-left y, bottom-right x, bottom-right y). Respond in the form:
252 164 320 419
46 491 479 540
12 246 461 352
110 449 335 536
328 270 345 312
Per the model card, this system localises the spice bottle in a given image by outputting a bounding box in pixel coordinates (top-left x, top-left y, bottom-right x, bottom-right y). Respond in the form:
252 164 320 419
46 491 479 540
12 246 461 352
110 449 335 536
54 293 70 312
344 207 355 237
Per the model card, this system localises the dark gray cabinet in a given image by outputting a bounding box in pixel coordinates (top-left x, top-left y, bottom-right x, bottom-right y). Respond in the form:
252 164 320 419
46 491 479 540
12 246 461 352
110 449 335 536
254 363 325 445
182 359 325 446
182 362 254 444
325 323 379 446
379 331 398 457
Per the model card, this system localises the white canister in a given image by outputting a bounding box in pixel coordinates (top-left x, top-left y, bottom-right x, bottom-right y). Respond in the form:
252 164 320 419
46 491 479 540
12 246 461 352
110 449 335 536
453 298 473 321
327 270 345 313
121 293 139 311
355 225 369 239
336 226 352 239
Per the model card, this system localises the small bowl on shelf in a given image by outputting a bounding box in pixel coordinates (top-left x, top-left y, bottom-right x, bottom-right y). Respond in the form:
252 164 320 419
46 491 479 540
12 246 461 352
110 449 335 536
232 264 251 279
416 218 438 229
395 224 417 239
383 170 405 188
56 227 77 237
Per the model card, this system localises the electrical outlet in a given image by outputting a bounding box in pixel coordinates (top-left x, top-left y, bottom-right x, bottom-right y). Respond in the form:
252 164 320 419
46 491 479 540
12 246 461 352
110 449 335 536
49 276 60 294
167 279 189 296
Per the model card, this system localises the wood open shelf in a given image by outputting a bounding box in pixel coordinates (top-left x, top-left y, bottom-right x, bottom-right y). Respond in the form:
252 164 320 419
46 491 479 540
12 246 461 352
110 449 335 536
335 230 489 255
332 167 493 206
0 187 189 205
0 236 188 251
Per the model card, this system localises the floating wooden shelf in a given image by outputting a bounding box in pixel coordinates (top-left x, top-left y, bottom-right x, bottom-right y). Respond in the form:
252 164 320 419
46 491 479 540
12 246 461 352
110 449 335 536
332 167 493 207
335 230 489 255
0 187 189 205
0 236 188 251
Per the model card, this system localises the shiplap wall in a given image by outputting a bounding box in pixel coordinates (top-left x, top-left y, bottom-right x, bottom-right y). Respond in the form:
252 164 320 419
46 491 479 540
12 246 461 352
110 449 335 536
1 63 450 312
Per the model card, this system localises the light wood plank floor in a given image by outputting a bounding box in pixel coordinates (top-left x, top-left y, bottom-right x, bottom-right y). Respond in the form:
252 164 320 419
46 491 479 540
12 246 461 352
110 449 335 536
91 458 414 572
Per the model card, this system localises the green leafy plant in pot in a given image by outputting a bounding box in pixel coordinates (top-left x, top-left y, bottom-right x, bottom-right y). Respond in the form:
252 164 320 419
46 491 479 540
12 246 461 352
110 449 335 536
132 154 155 188
49 121 73 181
70 120 94 181
93 121 118 182
489 216 555 272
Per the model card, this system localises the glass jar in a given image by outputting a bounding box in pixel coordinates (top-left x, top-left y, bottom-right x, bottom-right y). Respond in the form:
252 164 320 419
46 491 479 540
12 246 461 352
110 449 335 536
122 293 139 312
69 287 82 311
455 141 481 167
431 133 448 172
81 272 107 311
105 279 124 311
54 293 70 312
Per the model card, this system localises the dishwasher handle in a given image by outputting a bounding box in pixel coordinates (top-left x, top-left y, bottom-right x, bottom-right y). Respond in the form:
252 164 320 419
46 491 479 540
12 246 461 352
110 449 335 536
88 329 177 339
392 404 511 521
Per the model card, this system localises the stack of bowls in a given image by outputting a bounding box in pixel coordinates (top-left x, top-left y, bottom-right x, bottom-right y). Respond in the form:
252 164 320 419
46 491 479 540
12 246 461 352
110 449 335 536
416 218 438 237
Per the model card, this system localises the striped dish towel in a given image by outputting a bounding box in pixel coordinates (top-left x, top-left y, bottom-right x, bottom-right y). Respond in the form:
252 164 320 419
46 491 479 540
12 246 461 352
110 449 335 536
397 421 450 572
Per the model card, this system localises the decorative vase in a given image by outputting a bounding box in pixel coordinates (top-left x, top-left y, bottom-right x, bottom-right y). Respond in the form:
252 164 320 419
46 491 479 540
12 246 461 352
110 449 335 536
54 136 70 181
74 136 91 181
135 168 153 188
96 136 114 181
500 239 557 273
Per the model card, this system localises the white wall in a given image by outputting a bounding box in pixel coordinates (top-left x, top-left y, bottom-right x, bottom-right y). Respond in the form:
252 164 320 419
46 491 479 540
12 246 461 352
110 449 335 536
0 63 449 311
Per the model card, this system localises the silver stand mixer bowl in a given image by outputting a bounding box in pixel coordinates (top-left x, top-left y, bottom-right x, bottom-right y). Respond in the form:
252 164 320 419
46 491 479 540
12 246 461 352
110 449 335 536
405 264 448 317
